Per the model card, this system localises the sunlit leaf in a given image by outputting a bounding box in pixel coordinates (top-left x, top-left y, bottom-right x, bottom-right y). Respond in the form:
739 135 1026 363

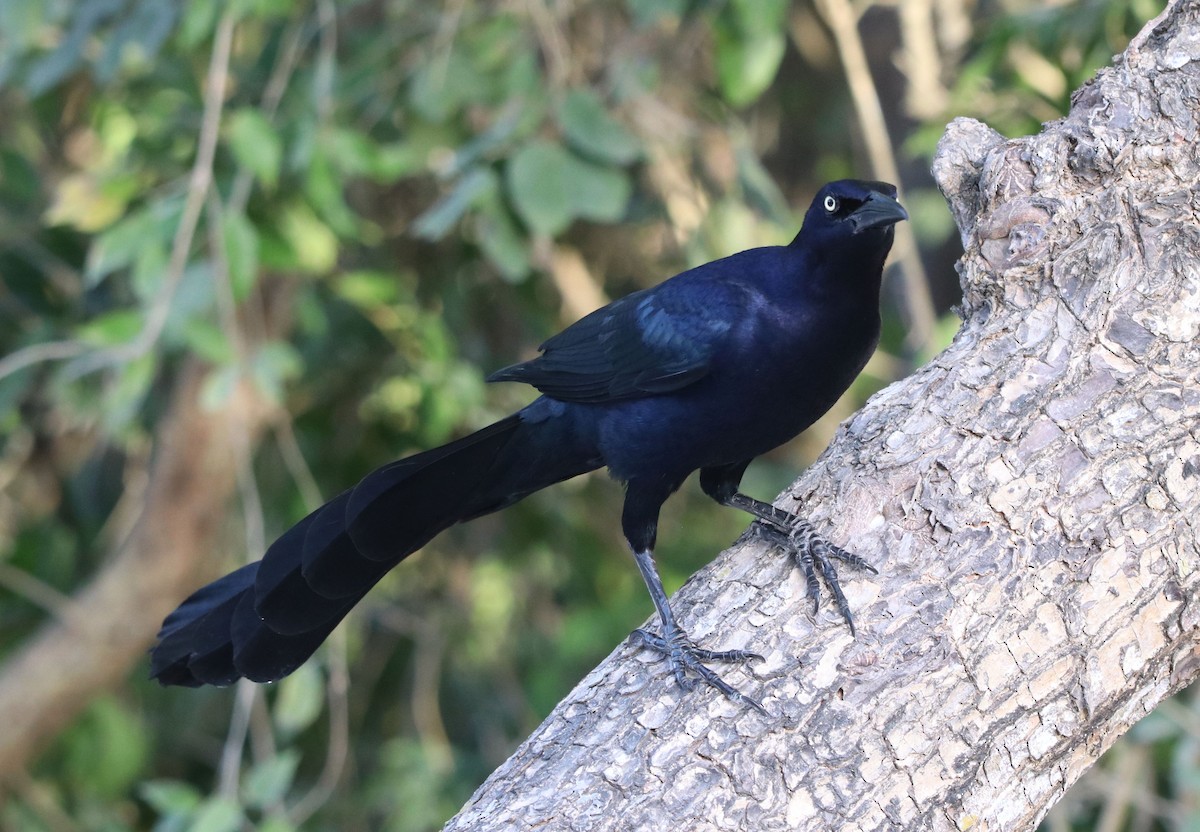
44 172 135 232
275 203 338 273
336 270 401 308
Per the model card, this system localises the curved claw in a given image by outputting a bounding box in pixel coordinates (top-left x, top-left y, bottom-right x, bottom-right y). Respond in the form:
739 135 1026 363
756 520 875 636
631 628 767 714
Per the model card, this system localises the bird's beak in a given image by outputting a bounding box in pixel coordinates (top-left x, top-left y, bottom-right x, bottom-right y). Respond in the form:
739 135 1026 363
850 191 908 234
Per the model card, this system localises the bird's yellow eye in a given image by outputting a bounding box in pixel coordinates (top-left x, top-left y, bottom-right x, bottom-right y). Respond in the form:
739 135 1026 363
823 195 839 213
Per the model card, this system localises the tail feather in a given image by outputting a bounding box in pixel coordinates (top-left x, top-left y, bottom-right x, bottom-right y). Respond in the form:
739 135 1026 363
150 563 258 687
345 415 523 559
150 407 600 687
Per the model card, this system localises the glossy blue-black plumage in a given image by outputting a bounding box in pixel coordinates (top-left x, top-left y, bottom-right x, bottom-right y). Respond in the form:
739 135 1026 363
150 179 905 692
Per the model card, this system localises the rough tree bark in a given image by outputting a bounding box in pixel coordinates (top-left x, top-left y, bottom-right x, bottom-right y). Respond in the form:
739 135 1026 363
444 3 1200 830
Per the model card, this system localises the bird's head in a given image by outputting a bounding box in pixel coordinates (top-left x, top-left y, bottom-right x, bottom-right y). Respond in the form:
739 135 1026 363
795 179 908 249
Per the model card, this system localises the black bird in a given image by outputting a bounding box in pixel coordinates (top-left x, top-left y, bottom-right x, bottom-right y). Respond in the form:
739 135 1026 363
151 180 907 710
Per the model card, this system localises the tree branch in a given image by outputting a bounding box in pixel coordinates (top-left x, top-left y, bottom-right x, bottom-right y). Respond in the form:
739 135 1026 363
0 362 274 785
444 2 1200 828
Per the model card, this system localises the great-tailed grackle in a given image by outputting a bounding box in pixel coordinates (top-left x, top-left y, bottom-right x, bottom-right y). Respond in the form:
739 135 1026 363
151 180 907 710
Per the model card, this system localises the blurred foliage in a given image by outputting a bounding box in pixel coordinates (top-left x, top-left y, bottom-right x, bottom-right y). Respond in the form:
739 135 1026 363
0 0 1176 830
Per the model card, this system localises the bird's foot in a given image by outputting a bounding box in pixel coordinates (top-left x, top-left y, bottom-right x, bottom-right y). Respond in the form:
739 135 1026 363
630 627 766 714
758 520 876 637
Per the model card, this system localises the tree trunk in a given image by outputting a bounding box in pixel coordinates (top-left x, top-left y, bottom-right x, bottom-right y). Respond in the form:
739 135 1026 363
444 2 1200 829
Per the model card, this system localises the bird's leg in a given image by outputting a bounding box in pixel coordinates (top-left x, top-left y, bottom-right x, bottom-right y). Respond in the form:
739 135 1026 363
699 466 874 635
628 547 766 714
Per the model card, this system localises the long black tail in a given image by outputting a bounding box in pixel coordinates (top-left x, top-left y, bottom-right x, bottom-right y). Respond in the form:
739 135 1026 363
151 407 600 687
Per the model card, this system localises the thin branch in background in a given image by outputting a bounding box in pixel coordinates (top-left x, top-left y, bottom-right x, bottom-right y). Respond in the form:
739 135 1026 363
376 607 455 773
525 0 570 90
288 626 351 826
314 0 339 127
1094 744 1146 832
411 628 454 775
207 138 278 801
0 9 237 386
65 10 239 380
548 245 609 324
11 769 81 832
217 679 257 799
207 193 266 561
896 0 947 120
0 341 89 387
229 16 307 212
275 419 324 512
429 0 468 95
0 563 74 621
933 0 972 65
804 0 938 353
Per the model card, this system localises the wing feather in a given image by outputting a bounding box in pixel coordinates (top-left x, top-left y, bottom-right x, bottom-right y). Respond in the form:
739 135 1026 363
488 278 750 403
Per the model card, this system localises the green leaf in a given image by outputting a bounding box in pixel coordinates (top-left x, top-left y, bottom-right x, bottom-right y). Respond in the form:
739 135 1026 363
336 270 401 308
567 155 631 224
242 750 301 809
182 319 235 365
412 167 497 240
251 341 303 404
558 89 641 165
507 141 631 237
273 661 324 737
506 141 573 237
86 206 157 285
131 237 170 302
221 211 259 300
275 203 338 273
177 0 218 48
475 201 530 282
187 798 243 832
200 364 240 410
306 149 359 237
714 27 786 107
77 309 143 346
714 0 789 107
140 780 202 816
227 109 282 188
60 696 150 797
103 352 155 433
258 817 298 832
409 52 482 123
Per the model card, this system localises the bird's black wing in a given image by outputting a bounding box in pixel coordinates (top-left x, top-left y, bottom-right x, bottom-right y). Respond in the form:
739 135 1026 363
488 278 750 403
